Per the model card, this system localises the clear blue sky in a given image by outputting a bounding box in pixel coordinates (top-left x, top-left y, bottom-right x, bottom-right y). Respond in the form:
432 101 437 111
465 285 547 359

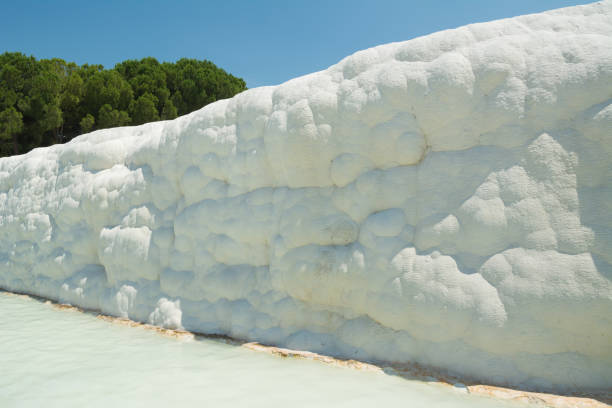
0 0 594 88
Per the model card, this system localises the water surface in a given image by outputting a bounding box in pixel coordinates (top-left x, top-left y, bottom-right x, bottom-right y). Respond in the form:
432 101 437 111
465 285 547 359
0 292 525 407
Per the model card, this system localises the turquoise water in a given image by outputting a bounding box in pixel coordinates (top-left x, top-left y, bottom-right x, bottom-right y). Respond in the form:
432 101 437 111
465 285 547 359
0 292 525 407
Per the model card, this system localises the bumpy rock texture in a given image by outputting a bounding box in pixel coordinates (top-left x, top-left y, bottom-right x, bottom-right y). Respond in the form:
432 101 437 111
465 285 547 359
1 1 611 392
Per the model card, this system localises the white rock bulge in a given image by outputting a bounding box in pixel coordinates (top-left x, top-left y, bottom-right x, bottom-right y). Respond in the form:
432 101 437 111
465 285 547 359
1 1 611 392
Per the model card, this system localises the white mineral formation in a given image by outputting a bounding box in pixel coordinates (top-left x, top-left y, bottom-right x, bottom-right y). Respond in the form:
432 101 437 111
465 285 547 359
1 1 611 393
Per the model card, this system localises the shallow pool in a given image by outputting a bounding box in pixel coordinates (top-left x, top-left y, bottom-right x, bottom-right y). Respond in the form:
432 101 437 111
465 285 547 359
0 292 526 407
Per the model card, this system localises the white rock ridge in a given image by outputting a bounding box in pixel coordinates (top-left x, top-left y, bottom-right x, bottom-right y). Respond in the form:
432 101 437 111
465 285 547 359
1 1 611 392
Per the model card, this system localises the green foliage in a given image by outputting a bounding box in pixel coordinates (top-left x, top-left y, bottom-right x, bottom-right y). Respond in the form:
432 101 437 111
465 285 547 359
97 104 131 129
82 70 133 118
161 99 178 120
0 106 23 155
79 113 95 134
0 52 247 157
130 92 159 125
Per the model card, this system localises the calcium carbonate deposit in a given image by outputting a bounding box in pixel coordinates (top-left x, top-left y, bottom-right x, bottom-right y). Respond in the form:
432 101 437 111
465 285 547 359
1 1 611 393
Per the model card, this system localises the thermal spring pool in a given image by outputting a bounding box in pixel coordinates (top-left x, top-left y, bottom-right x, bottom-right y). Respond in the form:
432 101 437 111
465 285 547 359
0 291 539 407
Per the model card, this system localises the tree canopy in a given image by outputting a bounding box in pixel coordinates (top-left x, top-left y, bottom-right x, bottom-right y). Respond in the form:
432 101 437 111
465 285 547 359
0 53 247 156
